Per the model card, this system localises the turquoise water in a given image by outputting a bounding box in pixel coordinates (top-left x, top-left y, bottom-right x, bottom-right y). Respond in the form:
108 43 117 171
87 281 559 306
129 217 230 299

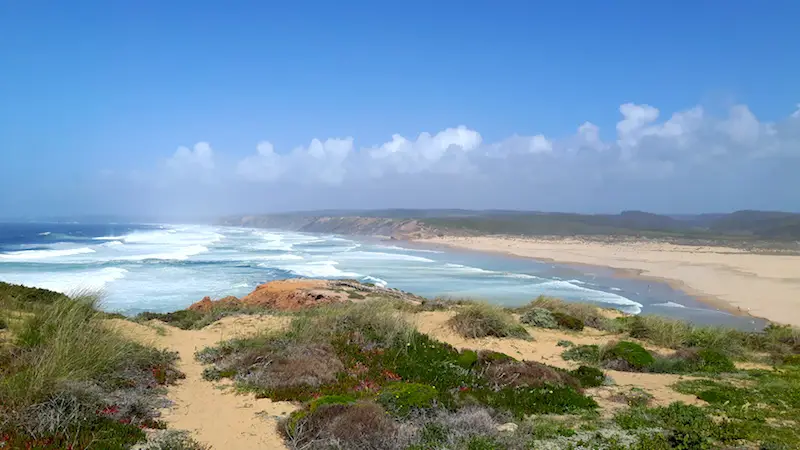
0 223 764 330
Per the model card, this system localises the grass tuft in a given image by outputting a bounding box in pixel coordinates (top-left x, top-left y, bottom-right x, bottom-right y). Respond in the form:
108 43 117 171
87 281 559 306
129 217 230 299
448 303 530 340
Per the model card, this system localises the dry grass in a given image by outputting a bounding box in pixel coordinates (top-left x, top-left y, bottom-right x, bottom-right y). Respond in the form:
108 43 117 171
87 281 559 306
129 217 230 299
527 296 611 330
448 303 531 340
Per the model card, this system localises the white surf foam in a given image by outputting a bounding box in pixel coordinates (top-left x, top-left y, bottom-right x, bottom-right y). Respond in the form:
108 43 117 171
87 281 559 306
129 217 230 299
653 301 686 309
566 279 587 285
0 267 128 293
341 251 434 263
116 245 209 261
362 275 388 287
252 254 304 261
504 273 540 280
610 287 622 291
0 247 96 260
536 280 643 314
277 260 361 278
444 263 495 274
38 231 51 236
378 245 443 254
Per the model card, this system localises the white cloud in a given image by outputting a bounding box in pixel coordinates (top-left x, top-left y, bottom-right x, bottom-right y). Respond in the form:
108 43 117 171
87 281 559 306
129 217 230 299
167 142 215 171
141 101 800 213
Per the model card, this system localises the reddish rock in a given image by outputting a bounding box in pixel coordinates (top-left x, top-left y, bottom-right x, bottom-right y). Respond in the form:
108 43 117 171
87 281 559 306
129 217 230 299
188 295 240 312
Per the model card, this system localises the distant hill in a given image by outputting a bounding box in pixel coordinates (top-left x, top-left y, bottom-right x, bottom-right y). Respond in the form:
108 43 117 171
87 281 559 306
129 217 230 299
218 209 800 242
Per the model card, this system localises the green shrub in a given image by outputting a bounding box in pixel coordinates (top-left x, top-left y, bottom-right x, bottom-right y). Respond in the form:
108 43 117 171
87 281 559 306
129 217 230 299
0 282 68 306
309 394 357 412
610 387 654 407
783 354 800 366
0 316 7 330
528 296 611 330
557 339 574 347
448 303 530 340
552 312 585 331
561 345 601 364
377 382 438 416
569 365 606 388
693 348 735 373
603 341 655 370
520 307 558 329
457 349 478 369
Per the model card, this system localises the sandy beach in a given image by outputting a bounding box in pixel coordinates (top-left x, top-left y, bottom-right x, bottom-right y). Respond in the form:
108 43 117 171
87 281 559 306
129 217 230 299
417 236 800 327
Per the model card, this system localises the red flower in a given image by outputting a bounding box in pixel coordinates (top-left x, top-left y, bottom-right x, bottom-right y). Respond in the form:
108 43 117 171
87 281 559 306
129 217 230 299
459 386 470 392
382 370 401 381
99 405 120 415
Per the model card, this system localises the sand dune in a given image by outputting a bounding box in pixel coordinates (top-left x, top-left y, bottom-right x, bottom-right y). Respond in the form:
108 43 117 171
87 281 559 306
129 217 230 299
417 236 800 327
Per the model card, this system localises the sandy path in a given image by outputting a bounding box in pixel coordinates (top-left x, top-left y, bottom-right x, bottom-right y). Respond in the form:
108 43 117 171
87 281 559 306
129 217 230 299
413 311 703 410
417 236 800 326
112 316 297 450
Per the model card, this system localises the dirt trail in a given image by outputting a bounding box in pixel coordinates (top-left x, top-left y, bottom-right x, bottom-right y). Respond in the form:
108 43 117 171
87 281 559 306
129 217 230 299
111 315 296 450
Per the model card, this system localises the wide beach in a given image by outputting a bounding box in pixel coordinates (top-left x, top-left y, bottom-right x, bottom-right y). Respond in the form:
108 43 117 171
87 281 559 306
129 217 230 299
417 236 800 327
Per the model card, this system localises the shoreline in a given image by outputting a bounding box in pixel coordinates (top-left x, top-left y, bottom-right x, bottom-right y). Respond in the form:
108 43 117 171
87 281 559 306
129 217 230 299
412 235 800 327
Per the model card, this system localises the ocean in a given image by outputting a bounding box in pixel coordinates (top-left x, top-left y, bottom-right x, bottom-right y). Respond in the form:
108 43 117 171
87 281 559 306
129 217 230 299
0 223 764 329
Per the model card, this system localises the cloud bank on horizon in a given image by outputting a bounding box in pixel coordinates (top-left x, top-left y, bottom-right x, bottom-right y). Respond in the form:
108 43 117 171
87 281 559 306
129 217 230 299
100 100 798 217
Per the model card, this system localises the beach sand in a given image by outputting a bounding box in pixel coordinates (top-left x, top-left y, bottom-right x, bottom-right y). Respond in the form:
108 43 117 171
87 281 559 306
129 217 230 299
416 236 800 327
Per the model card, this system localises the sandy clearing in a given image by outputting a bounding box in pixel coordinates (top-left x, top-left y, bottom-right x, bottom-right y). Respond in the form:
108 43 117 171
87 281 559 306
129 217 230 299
111 315 296 450
417 236 800 326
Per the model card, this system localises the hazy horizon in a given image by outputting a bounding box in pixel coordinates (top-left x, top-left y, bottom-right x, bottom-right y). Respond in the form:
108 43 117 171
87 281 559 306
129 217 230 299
2 2 799 218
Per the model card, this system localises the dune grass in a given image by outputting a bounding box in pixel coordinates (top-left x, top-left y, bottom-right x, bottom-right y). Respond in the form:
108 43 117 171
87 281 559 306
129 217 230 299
447 302 531 340
524 296 613 330
0 283 200 449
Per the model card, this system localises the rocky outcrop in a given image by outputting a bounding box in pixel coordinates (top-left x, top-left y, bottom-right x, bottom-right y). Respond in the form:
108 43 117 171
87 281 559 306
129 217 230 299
187 279 424 312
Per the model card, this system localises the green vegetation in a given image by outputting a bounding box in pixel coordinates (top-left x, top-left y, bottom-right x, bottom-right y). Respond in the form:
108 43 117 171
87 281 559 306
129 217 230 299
135 302 269 330
604 341 656 370
519 307 558 329
673 365 800 447
377 382 438 416
552 311 585 331
524 296 613 330
0 282 201 449
569 365 607 388
198 300 600 449
447 303 531 339
563 341 736 376
614 402 744 449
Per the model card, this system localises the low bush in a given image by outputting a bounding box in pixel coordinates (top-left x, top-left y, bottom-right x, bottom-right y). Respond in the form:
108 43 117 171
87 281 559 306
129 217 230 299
134 430 210 449
482 359 580 390
527 296 611 330
615 402 744 450
602 341 655 371
610 387 653 407
569 365 606 388
561 345 601 364
520 307 558 329
552 312 585 331
378 382 438 416
281 401 401 450
448 303 530 340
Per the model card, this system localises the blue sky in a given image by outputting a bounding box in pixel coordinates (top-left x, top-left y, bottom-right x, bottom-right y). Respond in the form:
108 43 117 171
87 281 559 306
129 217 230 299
1 1 799 218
